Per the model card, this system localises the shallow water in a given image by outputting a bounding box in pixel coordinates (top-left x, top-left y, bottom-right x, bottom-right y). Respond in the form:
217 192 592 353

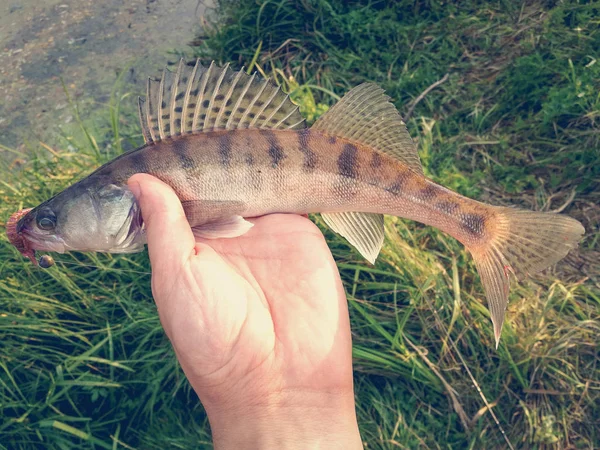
0 0 209 154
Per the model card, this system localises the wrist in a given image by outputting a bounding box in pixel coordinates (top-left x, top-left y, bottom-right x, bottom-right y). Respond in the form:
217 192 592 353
204 389 363 450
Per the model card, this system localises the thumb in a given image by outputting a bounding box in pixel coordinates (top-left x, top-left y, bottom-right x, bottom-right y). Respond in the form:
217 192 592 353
128 173 196 276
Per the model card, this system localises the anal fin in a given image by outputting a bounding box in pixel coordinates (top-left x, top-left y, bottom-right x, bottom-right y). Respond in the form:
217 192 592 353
321 212 384 264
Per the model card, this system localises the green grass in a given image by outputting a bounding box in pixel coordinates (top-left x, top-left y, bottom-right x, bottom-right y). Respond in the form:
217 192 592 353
2 0 599 448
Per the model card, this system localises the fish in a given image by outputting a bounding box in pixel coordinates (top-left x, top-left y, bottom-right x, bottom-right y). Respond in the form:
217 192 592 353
7 59 585 346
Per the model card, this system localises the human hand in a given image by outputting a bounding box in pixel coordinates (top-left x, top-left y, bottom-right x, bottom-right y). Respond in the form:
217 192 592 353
128 174 362 449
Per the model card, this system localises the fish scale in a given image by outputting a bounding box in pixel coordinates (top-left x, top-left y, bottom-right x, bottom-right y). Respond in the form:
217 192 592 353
7 59 584 347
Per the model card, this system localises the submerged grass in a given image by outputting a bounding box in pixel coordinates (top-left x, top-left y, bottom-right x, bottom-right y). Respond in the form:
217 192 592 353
1 0 599 448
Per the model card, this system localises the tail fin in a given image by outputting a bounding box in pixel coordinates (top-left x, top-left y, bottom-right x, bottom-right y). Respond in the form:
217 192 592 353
470 207 584 347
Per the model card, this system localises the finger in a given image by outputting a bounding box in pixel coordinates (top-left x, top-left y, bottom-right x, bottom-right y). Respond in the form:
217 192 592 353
128 173 196 275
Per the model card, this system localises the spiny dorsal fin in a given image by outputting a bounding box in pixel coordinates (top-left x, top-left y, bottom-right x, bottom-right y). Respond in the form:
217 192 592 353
312 83 423 174
321 212 385 264
169 60 187 137
139 59 306 144
158 67 176 140
137 97 152 144
145 78 162 142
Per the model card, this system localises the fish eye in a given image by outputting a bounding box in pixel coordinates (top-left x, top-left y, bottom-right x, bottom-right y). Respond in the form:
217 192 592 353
36 209 57 231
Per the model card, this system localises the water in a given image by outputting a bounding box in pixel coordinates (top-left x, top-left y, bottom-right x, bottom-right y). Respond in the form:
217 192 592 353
0 0 209 154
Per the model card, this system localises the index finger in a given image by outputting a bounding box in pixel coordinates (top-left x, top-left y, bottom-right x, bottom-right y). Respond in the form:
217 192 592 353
128 173 196 277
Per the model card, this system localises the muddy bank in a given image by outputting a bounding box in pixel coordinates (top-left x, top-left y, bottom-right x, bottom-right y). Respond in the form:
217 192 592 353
0 0 209 154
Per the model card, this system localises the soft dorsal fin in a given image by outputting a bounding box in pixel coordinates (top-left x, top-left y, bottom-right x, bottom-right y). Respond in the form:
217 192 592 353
138 59 306 144
312 83 423 174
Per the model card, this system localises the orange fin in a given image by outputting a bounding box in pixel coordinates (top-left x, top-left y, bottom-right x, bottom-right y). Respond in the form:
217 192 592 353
470 207 584 348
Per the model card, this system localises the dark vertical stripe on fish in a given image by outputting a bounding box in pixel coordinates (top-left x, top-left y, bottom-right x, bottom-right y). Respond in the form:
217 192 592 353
297 129 317 172
269 144 285 168
386 171 410 195
172 138 195 169
436 201 460 215
338 144 358 179
217 133 232 167
262 130 286 168
370 151 382 169
460 213 486 237
420 184 440 201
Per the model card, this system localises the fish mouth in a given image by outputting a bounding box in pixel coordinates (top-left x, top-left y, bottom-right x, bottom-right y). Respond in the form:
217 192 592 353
20 231 67 254
7 208 37 263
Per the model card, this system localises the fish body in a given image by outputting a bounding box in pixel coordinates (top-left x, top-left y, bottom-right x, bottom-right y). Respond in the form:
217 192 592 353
17 128 491 251
9 60 585 345
73 128 488 243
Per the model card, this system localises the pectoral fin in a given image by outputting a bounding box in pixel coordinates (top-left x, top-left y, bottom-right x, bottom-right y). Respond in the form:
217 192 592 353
192 216 254 239
321 212 385 264
181 199 253 239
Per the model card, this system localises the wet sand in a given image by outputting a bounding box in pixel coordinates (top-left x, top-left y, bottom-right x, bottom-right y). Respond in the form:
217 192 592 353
0 0 209 153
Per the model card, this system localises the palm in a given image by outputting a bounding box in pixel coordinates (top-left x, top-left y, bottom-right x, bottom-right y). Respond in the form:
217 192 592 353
152 214 354 409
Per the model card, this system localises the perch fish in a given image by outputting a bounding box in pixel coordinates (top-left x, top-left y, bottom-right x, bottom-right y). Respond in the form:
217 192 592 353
7 60 585 346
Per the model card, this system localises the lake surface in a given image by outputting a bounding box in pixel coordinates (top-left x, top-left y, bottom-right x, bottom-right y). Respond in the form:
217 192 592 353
0 0 209 154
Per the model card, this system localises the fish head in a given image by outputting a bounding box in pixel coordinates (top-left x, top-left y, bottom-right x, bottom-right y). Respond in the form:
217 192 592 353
16 204 67 254
15 180 146 256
